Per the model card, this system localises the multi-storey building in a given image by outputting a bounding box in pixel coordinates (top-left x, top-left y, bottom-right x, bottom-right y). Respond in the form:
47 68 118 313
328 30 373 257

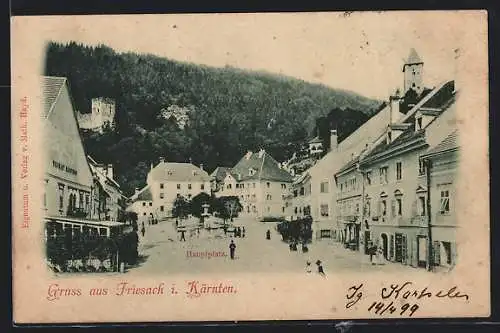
143 158 211 219
420 130 459 270
88 156 123 221
355 80 457 269
127 185 155 225
42 76 125 238
216 149 293 218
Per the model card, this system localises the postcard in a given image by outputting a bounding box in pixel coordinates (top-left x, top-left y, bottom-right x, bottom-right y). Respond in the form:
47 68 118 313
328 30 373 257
11 10 489 323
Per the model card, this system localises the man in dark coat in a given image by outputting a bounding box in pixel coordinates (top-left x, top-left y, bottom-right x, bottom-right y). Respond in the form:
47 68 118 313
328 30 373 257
316 260 325 277
229 240 236 259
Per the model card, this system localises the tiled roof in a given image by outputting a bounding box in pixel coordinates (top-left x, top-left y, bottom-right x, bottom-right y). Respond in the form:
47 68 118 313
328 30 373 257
210 167 232 182
336 155 361 175
149 161 211 182
423 130 459 157
42 76 67 119
405 48 423 65
131 185 152 201
231 150 293 183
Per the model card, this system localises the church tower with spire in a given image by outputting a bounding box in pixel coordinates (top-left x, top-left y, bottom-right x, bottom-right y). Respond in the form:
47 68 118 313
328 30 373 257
402 48 424 96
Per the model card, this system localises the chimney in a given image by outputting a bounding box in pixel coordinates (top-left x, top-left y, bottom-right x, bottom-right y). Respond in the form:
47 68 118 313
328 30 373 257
330 129 338 152
389 89 403 124
189 157 193 164
107 164 113 180
159 157 165 164
199 163 204 171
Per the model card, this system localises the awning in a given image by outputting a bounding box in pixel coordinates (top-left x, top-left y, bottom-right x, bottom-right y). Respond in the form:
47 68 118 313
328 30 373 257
44 215 125 228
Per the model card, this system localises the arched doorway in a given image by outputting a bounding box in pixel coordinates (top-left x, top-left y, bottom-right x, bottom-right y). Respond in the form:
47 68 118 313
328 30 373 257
381 233 388 259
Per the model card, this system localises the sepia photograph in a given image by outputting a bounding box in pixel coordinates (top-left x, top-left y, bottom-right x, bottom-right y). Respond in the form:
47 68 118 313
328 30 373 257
11 10 489 323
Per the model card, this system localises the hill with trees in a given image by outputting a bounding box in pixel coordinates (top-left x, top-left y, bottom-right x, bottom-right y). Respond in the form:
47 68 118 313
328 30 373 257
44 41 382 196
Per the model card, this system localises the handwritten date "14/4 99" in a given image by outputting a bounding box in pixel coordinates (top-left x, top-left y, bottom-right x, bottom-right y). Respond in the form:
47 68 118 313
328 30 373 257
368 301 419 317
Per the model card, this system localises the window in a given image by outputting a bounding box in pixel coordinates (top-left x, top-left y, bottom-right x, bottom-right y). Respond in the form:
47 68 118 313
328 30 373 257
159 193 164 199
188 184 192 190
381 200 387 216
188 194 192 199
417 117 423 130
177 184 181 190
281 184 287 189
440 190 450 214
58 184 65 210
366 171 372 185
143 212 146 216
294 207 298 214
266 182 271 188
300 187 305 196
282 207 285 213
365 199 371 216
201 184 204 190
142 202 146 207
160 183 164 189
293 190 298 197
320 181 329 193
319 204 329 217
396 198 403 216
396 162 402 181
340 183 343 192
418 160 426 176
418 196 426 216
160 206 164 212
227 184 232 189
253 183 256 188
252 194 256 199
266 194 272 200
379 167 388 184
149 202 152 206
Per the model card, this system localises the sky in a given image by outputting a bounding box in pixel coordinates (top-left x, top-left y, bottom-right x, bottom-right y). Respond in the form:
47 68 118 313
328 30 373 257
22 11 476 100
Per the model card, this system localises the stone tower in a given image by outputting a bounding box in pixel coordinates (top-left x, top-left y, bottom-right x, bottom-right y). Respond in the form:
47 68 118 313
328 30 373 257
402 48 424 96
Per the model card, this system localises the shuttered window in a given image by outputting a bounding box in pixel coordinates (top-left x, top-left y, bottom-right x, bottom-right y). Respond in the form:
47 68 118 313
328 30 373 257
390 234 395 260
433 241 441 266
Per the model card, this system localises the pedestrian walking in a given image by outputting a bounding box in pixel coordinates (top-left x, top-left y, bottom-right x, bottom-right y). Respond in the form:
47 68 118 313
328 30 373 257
180 229 186 242
305 261 312 273
242 226 246 238
141 224 145 237
316 260 325 277
266 229 271 240
229 240 236 260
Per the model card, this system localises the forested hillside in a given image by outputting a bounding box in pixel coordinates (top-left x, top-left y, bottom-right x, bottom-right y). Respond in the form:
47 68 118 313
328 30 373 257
44 41 382 196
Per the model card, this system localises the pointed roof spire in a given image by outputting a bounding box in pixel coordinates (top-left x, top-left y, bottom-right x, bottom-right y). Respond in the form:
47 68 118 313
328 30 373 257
405 48 423 65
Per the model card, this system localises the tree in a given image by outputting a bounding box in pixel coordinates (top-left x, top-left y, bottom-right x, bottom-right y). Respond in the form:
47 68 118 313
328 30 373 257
189 192 211 218
172 195 190 220
212 196 242 223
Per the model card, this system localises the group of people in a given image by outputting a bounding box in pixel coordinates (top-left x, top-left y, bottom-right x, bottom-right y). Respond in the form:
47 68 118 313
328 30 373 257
305 260 325 277
223 226 245 238
367 241 386 265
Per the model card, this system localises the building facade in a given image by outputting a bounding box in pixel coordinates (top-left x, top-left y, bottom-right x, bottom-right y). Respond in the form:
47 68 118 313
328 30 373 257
215 149 293 218
42 76 94 219
420 130 459 270
88 156 123 221
145 158 211 219
353 81 457 270
127 185 155 225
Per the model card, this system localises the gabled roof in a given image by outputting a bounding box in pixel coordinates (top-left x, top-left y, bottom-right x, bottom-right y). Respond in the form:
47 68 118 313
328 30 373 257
231 150 293 183
405 48 423 66
211 166 232 182
149 161 211 182
359 88 456 165
130 185 152 202
87 155 121 189
42 76 67 119
422 129 459 158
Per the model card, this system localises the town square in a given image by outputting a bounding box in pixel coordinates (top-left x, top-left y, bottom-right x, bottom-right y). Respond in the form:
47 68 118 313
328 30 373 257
40 16 461 277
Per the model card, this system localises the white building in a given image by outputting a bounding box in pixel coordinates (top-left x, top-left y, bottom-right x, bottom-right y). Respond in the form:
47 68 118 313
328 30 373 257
127 185 154 225
216 149 294 219
145 158 211 219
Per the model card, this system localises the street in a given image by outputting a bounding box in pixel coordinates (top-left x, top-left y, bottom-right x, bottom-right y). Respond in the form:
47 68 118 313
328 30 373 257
127 217 424 276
